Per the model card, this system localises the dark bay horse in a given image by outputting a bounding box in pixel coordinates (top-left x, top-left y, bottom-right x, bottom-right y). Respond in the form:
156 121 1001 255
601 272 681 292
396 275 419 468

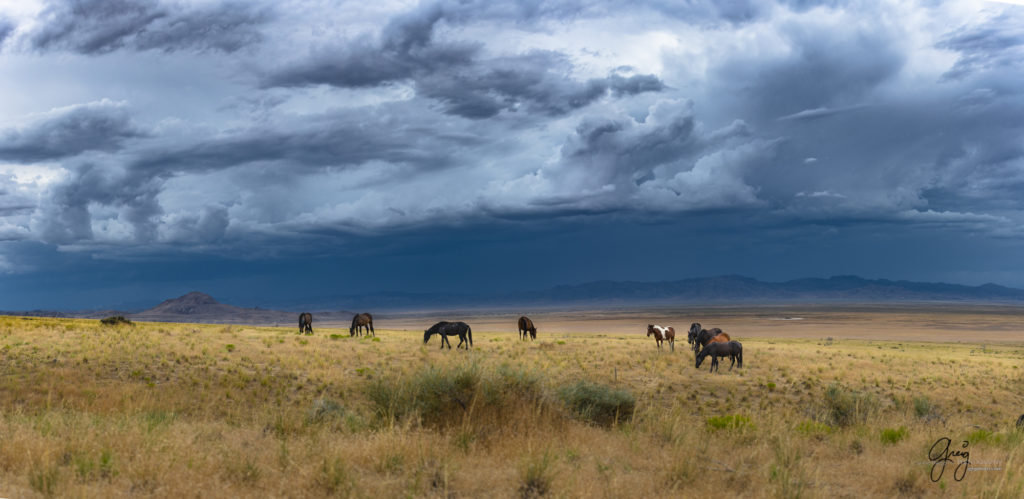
298 312 313 335
518 316 537 340
350 313 375 337
647 324 675 351
696 341 743 372
693 327 730 356
424 321 473 349
687 323 703 346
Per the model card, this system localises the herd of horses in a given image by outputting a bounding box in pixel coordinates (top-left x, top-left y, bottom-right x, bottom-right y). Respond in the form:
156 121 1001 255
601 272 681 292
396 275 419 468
645 323 744 372
298 314 743 372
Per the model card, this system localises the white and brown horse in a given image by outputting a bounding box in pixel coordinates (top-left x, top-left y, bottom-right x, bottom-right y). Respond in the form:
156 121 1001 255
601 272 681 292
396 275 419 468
647 324 675 351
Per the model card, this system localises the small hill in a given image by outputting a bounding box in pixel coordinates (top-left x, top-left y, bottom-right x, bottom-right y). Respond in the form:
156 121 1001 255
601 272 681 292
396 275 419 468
129 292 354 326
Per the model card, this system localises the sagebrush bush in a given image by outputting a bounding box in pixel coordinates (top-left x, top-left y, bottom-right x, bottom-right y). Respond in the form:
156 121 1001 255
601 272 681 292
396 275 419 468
366 362 548 428
706 414 754 431
879 426 908 445
558 381 635 427
822 383 878 427
99 316 132 326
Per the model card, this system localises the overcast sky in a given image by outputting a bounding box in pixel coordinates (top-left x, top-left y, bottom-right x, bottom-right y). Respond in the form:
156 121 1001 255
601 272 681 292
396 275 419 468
1 0 1023 309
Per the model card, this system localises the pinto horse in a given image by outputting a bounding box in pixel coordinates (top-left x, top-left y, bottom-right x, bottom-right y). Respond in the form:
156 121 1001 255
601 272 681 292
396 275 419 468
424 321 473 350
518 316 537 340
350 313 375 337
298 312 313 335
647 324 676 351
696 341 743 372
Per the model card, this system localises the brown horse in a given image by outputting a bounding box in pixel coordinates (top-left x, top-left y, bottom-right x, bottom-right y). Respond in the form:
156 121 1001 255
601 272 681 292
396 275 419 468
517 316 537 340
647 324 675 351
298 313 313 335
693 327 730 356
350 313 374 337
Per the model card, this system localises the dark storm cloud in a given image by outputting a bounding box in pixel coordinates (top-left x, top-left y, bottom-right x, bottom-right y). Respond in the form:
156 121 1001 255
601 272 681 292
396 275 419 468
0 100 144 163
414 52 665 119
130 104 479 174
938 11 1024 80
28 0 273 54
265 1 666 118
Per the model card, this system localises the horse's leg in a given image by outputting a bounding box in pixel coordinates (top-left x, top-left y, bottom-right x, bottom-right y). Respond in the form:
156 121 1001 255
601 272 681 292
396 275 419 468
670 339 674 352
729 355 735 371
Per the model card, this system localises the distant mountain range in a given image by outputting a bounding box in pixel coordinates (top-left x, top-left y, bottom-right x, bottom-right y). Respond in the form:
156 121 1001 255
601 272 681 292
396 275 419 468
315 275 1024 309
5 276 1024 322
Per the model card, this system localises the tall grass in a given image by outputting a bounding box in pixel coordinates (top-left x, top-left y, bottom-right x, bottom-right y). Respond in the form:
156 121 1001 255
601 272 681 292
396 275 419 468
1 315 1023 497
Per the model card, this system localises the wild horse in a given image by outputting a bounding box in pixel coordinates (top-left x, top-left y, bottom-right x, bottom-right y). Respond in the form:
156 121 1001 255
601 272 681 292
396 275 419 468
350 313 375 337
298 312 313 335
424 321 473 349
696 341 743 372
647 324 675 351
518 316 537 340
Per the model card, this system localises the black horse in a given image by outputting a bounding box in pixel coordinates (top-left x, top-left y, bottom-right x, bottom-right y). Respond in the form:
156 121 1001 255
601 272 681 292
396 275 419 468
423 321 473 349
518 316 537 340
350 313 375 337
298 312 313 335
692 327 728 355
695 341 743 372
687 323 703 346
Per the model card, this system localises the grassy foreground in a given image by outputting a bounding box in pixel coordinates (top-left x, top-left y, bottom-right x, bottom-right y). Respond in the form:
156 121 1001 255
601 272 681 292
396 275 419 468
1 316 1024 497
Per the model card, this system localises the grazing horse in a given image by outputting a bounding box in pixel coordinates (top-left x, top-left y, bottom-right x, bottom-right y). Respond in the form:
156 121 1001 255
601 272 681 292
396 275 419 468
423 321 473 350
647 324 675 351
693 328 729 356
696 341 743 372
517 316 537 340
298 312 313 335
350 313 375 337
687 323 703 346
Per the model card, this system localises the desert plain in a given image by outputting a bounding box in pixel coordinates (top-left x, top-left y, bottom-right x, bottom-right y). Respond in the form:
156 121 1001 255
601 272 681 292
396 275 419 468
1 303 1024 498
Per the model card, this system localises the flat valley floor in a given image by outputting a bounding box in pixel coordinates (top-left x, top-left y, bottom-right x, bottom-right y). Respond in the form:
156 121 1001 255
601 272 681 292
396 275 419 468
2 304 1024 498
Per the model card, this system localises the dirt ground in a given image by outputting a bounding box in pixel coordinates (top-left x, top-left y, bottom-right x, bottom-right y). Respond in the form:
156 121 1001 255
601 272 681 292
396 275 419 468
320 303 1024 344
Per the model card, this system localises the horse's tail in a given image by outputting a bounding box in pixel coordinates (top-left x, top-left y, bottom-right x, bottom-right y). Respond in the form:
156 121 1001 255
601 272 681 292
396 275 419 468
468 325 473 348
737 343 743 368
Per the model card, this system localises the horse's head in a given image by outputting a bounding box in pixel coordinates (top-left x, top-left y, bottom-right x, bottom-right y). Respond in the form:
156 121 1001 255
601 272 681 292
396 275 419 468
646 324 654 336
423 330 431 344
695 349 706 368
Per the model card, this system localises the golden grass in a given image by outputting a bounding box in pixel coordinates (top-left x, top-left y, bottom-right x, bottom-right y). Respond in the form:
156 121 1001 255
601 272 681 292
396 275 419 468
2 314 1024 497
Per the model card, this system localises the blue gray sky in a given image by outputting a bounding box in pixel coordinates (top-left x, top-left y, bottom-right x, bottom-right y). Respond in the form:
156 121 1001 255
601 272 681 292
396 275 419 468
1 0 1023 310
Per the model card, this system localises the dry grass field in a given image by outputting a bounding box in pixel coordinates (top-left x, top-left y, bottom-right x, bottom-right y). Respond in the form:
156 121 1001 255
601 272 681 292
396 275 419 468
2 305 1024 498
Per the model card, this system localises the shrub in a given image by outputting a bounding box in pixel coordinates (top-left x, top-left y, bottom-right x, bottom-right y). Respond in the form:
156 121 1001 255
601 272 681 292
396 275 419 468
366 362 547 428
518 452 554 498
99 316 132 326
558 381 635 427
795 420 833 436
880 426 908 445
913 396 934 418
307 398 345 425
706 414 754 431
822 383 878 427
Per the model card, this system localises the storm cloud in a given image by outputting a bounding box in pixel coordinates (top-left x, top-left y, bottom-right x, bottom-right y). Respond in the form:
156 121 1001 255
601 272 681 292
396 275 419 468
28 0 273 54
2 0 1024 308
0 99 144 162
